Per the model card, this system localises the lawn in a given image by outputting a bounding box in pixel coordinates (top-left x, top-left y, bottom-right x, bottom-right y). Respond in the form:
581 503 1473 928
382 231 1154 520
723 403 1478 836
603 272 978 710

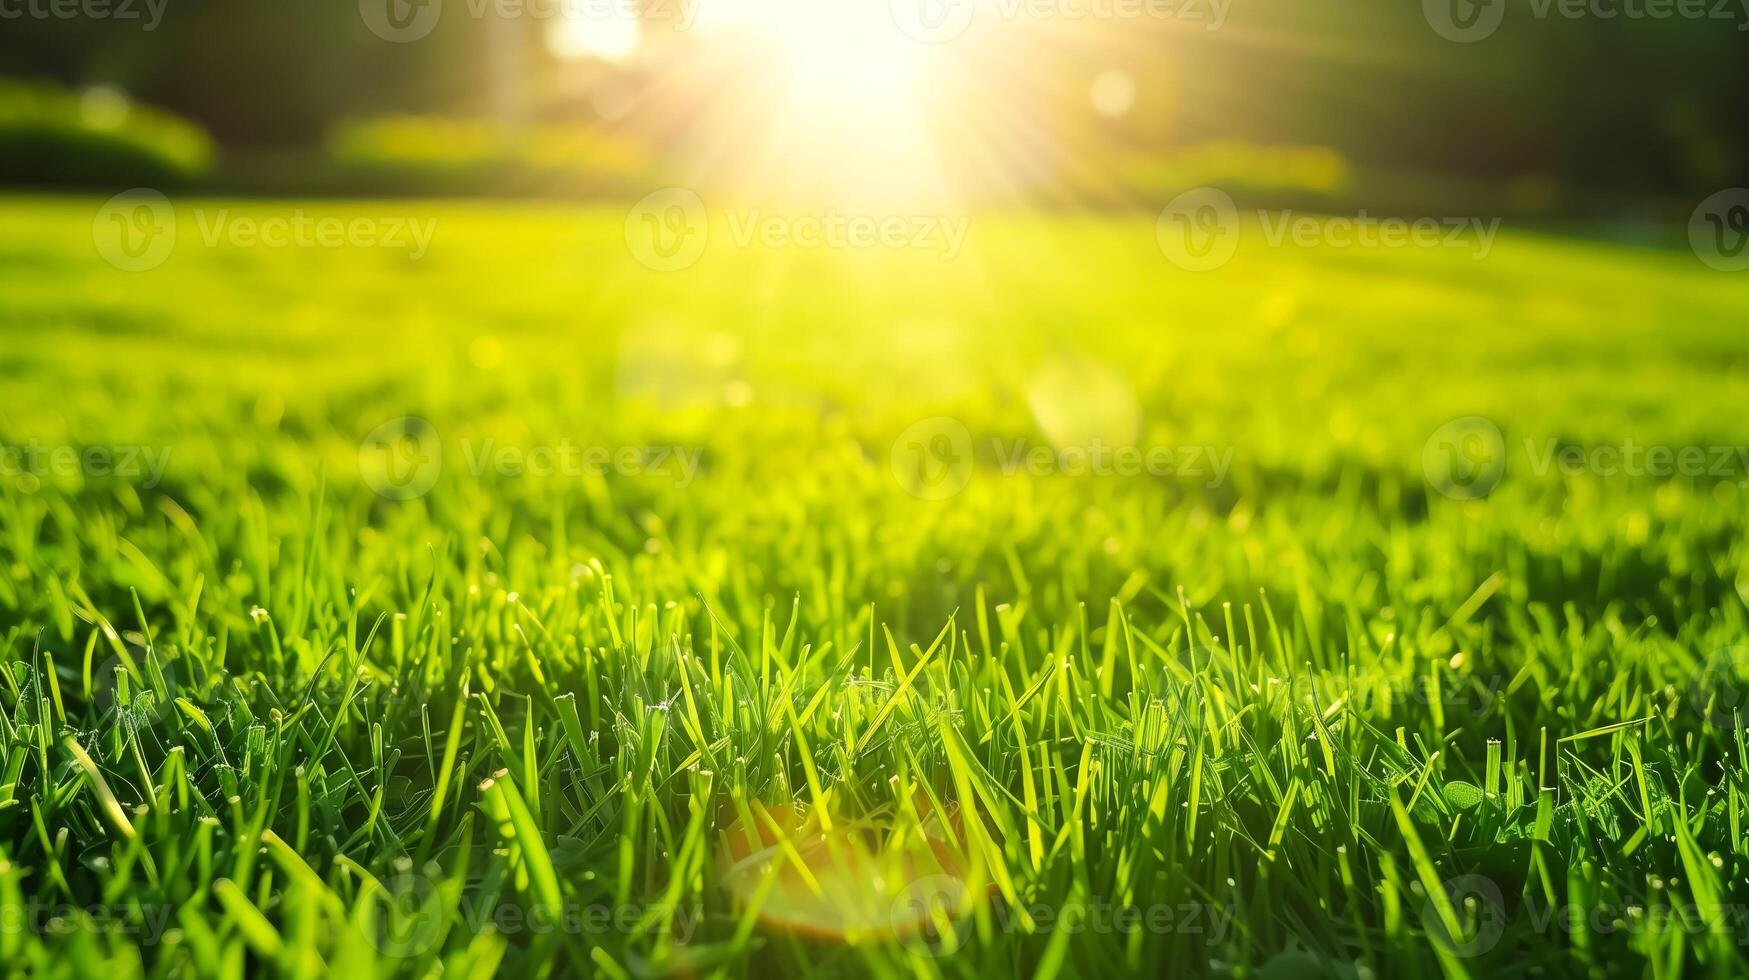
3 195 1749 977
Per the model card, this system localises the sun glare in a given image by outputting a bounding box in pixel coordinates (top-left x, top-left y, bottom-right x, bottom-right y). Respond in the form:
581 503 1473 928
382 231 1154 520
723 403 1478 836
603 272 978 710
547 9 641 63
667 0 951 206
594 0 1097 207
691 0 926 114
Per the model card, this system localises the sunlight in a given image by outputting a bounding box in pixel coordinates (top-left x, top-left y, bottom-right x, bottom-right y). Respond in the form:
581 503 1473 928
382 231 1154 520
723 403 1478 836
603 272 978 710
708 0 924 97
582 0 1140 207
680 1 976 208
696 1 908 46
547 8 641 63
716 799 977 945
692 0 930 141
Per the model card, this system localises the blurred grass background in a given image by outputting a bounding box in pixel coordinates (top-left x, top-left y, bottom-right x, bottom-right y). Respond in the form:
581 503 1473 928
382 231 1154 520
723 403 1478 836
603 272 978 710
5 3 1749 976
6 198 1749 974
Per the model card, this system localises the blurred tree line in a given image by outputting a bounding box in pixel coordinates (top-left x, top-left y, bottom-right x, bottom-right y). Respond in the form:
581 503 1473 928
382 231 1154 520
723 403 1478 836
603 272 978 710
2 0 1745 203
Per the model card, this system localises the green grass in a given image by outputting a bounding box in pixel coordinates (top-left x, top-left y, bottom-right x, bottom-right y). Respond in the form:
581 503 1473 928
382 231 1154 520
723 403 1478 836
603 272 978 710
3 195 1749 978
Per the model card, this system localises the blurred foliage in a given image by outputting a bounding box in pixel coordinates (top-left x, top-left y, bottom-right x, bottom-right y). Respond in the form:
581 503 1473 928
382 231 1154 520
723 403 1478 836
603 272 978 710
0 0 1744 204
326 116 658 196
0 79 212 187
1115 142 1350 202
